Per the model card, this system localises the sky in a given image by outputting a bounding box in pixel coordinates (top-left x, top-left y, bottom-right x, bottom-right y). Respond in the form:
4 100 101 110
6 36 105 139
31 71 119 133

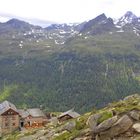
0 0 140 26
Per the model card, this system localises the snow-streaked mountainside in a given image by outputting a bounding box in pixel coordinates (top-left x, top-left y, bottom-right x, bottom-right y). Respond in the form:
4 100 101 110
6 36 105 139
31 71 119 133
0 11 140 58
115 11 138 26
0 11 140 60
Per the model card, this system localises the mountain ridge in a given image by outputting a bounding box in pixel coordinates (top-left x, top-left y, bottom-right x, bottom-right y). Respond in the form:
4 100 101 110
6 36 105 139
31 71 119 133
0 11 140 28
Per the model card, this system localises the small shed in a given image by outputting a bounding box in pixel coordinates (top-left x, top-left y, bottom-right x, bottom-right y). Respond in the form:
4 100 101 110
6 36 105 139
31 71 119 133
58 109 80 122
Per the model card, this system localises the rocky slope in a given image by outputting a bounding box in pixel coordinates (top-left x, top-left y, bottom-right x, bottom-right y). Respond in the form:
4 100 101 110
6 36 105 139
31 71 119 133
3 94 140 140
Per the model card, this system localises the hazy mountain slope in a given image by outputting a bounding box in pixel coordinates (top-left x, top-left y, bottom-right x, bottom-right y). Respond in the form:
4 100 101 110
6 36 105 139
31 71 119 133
0 12 140 113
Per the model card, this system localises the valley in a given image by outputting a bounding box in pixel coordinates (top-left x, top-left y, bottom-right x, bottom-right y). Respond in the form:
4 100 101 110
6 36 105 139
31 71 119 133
0 11 140 113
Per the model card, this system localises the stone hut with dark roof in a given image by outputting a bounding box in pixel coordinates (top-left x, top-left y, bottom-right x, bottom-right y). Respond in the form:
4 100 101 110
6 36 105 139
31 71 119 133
58 109 80 122
0 100 20 135
18 108 47 128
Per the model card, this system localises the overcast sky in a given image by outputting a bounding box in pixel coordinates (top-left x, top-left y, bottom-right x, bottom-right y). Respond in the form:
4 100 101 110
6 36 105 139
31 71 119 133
0 0 139 24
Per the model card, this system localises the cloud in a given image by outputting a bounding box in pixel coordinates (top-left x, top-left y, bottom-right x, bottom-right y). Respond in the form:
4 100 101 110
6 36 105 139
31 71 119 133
0 0 139 23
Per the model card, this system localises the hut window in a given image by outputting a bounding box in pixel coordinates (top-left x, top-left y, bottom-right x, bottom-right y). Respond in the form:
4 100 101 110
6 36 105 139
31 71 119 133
12 123 16 126
5 123 8 127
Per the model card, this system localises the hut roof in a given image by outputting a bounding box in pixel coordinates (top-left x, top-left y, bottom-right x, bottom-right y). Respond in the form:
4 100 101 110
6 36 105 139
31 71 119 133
0 100 18 115
18 108 45 118
58 109 80 119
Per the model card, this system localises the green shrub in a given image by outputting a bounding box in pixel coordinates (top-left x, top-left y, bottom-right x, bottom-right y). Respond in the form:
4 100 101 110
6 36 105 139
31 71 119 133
53 131 70 140
97 111 113 124
76 121 84 130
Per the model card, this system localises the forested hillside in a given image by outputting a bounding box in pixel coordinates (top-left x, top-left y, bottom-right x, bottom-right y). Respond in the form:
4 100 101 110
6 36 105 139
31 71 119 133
1 48 140 112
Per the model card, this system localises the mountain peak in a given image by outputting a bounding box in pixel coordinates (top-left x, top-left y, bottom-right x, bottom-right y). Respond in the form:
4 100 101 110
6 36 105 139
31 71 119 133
80 13 115 35
124 11 137 19
115 11 138 26
94 13 107 21
6 18 27 24
4 18 42 31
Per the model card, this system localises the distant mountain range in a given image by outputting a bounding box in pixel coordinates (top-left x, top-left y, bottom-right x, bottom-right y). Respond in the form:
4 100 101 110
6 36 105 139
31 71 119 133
0 11 140 37
0 11 140 28
0 11 139 48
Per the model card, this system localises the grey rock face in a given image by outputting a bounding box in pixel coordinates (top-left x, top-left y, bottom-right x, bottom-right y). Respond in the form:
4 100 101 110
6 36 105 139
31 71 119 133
129 110 140 121
95 116 118 133
100 115 133 138
132 123 140 133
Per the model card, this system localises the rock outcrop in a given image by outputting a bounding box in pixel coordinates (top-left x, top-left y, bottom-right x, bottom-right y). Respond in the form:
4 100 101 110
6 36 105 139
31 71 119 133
133 123 140 133
87 94 140 140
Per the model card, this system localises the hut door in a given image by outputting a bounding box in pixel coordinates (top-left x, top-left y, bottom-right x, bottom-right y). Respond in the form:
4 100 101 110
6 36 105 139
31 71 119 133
28 121 31 126
20 122 24 127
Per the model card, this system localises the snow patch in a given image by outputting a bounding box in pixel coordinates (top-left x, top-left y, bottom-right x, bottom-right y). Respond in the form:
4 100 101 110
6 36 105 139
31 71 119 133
113 18 119 24
133 30 137 34
19 44 23 48
100 20 107 24
12 35 15 39
133 27 140 36
28 31 32 35
116 29 124 32
31 29 35 33
60 42 65 44
60 30 67 34
55 40 65 45
46 45 51 48
67 23 79 26
115 25 122 28
55 40 59 44
48 36 53 39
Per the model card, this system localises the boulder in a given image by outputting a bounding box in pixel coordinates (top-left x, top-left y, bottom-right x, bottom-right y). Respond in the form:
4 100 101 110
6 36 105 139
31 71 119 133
62 121 76 132
100 115 133 138
95 116 118 133
132 123 140 133
129 110 140 121
87 113 101 131
88 112 117 133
